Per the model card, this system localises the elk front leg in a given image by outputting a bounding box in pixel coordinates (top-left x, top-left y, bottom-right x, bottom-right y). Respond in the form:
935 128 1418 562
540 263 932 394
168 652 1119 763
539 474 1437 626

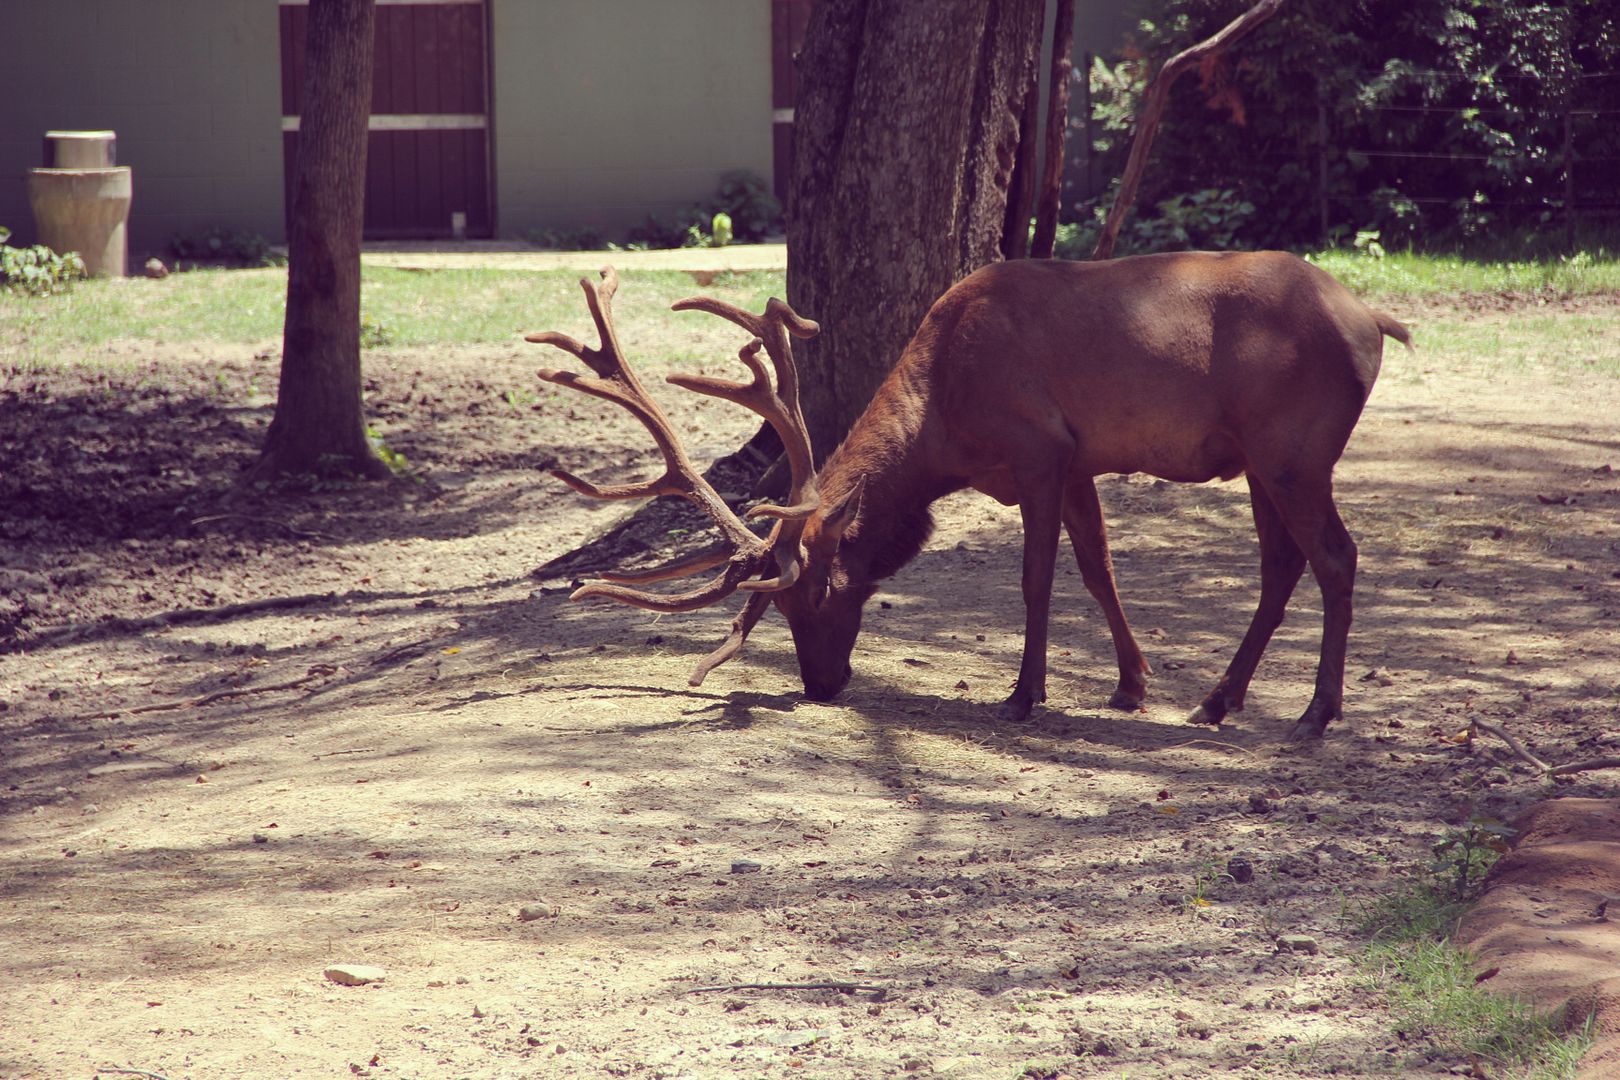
998 471 1067 724
1063 476 1150 709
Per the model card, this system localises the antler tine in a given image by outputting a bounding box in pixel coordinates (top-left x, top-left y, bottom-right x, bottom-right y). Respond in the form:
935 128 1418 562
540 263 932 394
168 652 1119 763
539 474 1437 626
526 267 775 601
523 267 624 380
597 544 731 585
688 592 773 687
670 295 821 512
571 554 765 612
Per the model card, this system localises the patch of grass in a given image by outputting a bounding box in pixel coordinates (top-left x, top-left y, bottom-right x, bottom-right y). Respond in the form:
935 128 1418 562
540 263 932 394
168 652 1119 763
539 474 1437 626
1306 248 1620 299
1357 821 1594 1079
0 266 789 369
1407 313 1620 378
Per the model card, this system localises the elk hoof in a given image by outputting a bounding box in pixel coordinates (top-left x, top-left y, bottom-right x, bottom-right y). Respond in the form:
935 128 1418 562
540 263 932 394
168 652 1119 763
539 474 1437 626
1107 688 1144 711
995 693 1036 724
1288 700 1338 741
1186 702 1225 727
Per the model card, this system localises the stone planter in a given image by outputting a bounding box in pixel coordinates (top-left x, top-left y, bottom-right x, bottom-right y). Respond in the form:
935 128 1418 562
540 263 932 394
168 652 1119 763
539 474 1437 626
27 131 132 278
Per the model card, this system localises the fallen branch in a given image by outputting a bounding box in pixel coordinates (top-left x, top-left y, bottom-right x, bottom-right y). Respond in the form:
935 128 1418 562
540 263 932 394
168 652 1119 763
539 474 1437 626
1138 739 1258 756
1549 756 1620 777
1091 0 1285 260
78 665 338 722
190 513 330 540
680 981 883 995
96 1068 171 1080
1469 717 1620 777
3 591 363 655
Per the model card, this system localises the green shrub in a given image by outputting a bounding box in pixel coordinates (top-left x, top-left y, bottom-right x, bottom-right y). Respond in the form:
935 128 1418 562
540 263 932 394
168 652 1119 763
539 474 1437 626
1130 188 1257 252
0 226 86 296
525 225 608 251
625 207 712 250
709 170 781 241
170 227 281 267
617 171 781 250
1075 1 1620 251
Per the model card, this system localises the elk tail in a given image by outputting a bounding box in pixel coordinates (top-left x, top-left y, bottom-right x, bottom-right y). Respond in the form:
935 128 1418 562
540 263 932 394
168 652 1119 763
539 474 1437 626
1374 310 1414 352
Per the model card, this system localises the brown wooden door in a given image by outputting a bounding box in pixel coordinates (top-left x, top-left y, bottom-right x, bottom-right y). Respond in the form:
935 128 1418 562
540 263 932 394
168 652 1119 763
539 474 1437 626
280 0 492 239
771 0 814 208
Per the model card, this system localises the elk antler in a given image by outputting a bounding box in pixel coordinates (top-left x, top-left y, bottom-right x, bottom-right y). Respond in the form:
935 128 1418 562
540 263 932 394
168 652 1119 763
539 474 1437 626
526 267 821 684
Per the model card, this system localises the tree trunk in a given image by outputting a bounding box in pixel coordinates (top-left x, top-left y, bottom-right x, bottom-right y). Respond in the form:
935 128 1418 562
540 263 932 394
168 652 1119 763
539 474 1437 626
250 0 389 482
1030 0 1076 259
787 0 1046 460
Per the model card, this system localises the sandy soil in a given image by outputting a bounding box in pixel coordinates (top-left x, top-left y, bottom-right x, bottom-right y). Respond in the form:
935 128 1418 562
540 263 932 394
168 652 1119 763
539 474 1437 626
2 293 1618 1079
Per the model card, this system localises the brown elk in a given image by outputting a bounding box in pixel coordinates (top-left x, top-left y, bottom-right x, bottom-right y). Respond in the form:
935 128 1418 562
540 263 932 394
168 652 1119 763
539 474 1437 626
529 252 1409 739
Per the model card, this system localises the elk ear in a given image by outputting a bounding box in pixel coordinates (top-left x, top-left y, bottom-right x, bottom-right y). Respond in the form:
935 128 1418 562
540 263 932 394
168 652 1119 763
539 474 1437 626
820 475 866 545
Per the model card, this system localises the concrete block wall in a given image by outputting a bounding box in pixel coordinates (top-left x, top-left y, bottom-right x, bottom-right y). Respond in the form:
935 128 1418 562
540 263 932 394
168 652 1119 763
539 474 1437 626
490 0 775 238
0 0 284 256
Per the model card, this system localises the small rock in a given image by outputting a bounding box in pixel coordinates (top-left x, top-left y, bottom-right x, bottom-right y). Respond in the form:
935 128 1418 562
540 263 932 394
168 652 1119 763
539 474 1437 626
252 833 269 844
1245 792 1271 815
1276 934 1320 955
1226 854 1255 884
144 257 169 279
730 859 762 875
518 903 559 922
1069 1026 1119 1056
324 964 386 986
762 1027 832 1049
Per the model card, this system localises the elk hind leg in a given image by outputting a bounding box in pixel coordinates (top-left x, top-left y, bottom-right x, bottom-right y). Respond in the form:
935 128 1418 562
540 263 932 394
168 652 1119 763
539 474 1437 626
1217 473 1356 739
1189 479 1306 726
1062 476 1150 709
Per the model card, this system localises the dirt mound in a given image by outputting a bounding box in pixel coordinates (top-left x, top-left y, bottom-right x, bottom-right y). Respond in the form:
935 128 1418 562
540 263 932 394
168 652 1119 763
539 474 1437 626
1458 799 1620 1079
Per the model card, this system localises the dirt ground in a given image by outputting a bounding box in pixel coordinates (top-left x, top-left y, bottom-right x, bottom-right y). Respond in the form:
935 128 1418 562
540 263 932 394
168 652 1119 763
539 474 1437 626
2 289 1619 1079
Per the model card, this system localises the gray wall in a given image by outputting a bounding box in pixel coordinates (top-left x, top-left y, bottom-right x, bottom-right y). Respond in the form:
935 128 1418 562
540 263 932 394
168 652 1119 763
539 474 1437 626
0 1 1122 252
0 0 285 255
490 0 774 238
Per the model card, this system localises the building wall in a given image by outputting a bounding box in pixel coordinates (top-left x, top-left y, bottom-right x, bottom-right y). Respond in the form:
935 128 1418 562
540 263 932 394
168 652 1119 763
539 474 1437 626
0 1 1119 253
490 0 775 238
0 0 284 255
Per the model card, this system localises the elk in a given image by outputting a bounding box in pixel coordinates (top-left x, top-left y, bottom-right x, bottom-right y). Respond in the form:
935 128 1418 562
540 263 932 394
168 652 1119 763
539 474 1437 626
528 252 1409 739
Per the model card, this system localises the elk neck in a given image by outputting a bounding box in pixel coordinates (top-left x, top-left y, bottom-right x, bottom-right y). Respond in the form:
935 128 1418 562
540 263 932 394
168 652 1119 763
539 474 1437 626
813 357 958 585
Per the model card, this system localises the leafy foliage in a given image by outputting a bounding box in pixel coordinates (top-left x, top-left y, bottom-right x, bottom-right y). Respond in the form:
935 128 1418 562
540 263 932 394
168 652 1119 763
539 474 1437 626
524 225 608 251
620 171 782 251
170 227 282 267
1074 0 1620 251
0 226 86 296
708 170 782 242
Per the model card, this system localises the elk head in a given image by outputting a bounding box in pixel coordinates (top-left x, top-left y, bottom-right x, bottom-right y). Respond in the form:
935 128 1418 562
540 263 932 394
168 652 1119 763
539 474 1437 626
527 267 855 698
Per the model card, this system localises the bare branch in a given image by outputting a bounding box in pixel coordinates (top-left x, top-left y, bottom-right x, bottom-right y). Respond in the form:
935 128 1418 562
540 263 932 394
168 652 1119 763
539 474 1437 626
1091 0 1285 260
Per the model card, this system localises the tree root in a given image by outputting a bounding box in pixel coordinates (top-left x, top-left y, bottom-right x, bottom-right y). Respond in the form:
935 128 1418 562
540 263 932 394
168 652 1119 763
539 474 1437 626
1469 716 1620 777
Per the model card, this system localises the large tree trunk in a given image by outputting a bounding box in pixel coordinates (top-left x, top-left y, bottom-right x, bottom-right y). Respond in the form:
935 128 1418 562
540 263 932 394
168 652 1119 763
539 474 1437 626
250 0 389 482
787 0 1047 460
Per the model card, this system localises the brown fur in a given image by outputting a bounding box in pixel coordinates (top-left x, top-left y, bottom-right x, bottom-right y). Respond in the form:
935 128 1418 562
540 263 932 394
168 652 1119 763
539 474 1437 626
780 250 1409 738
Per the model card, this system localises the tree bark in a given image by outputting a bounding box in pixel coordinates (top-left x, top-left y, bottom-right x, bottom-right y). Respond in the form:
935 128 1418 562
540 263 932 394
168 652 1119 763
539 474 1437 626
250 0 389 481
1030 0 1076 258
787 0 1046 459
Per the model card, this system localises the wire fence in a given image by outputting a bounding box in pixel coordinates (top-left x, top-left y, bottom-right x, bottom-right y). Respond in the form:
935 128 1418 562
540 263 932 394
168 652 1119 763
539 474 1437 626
1071 62 1620 246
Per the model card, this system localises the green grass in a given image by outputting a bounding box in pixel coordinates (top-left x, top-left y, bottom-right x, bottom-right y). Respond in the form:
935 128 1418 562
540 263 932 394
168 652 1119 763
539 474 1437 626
0 266 789 370
1358 855 1595 1079
1412 314 1620 377
4 250 1617 378
1306 248 1620 299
